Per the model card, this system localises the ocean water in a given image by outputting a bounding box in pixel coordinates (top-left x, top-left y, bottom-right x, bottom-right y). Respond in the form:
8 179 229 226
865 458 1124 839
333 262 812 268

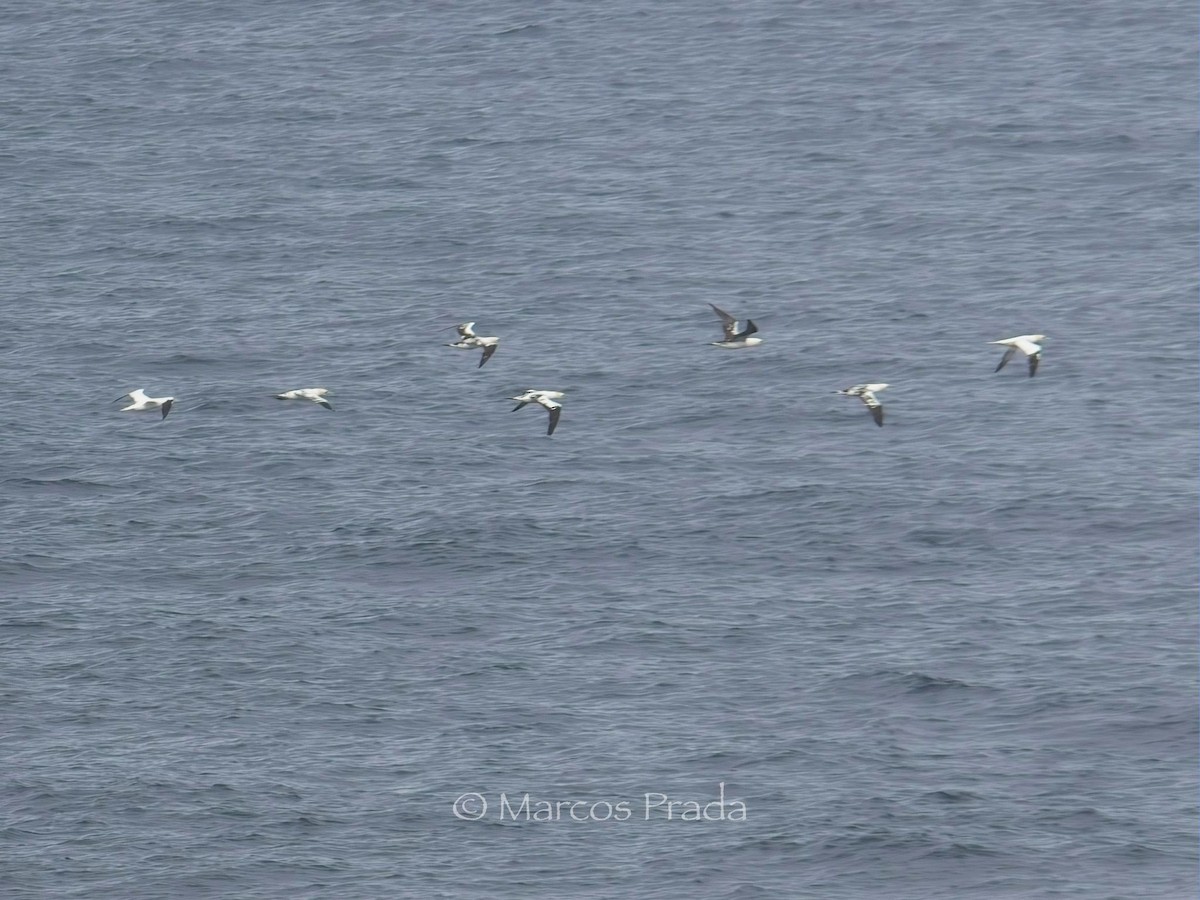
1 1 1196 897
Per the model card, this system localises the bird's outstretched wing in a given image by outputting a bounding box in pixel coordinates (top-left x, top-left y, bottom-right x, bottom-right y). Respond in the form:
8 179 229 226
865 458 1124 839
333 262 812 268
160 399 174 420
859 392 883 427
1027 353 1039 377
709 304 738 341
994 348 1016 373
546 405 561 436
478 343 498 368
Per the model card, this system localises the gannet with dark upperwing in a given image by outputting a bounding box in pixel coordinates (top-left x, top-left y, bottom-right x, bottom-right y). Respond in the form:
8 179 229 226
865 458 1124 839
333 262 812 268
835 383 888 427
708 304 762 348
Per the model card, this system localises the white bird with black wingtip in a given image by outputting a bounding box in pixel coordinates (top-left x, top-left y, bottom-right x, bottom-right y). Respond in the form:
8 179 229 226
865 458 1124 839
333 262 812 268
447 321 500 368
708 304 762 348
509 389 564 436
115 388 175 420
835 383 888 427
990 334 1046 377
276 388 333 410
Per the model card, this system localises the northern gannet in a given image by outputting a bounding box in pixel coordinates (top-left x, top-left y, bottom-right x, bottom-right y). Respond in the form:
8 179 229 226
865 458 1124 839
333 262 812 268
708 304 762 348
835 383 888 427
115 389 174 420
990 335 1045 377
276 388 333 410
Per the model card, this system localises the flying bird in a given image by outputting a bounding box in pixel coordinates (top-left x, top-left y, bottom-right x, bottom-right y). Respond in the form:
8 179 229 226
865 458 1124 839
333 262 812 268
114 388 174 420
990 334 1046 377
708 304 762 348
835 383 888 427
509 389 565 412
447 321 500 368
276 388 333 410
509 389 563 436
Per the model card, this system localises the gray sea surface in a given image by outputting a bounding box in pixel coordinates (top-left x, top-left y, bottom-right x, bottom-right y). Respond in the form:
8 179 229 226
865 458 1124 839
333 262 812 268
2 1 1196 897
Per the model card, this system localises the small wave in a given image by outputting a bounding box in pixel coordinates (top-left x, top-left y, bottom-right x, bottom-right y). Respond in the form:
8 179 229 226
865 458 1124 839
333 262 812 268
495 23 545 37
921 840 1005 859
6 476 116 494
0 618 57 630
904 526 988 548
900 671 976 693
924 789 982 803
837 669 989 697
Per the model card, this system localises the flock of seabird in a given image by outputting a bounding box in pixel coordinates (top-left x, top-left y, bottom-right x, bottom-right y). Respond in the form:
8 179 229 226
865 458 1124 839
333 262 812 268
116 307 1047 434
